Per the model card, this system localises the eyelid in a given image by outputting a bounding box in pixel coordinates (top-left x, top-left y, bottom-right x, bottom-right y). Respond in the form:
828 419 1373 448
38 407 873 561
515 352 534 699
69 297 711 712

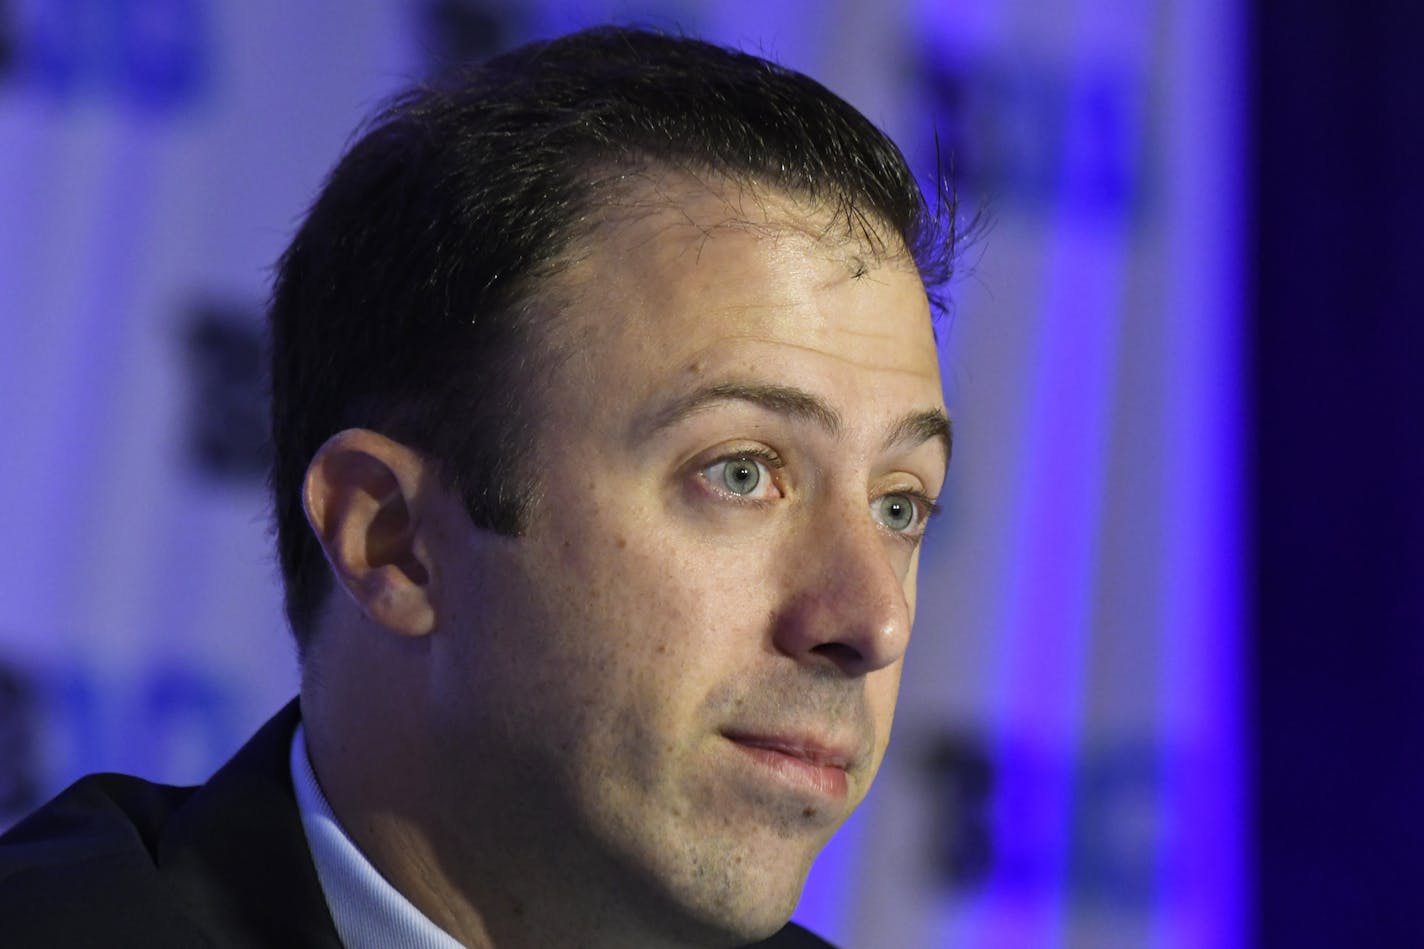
873 488 942 542
705 444 785 473
690 446 942 538
915 491 944 522
697 446 786 501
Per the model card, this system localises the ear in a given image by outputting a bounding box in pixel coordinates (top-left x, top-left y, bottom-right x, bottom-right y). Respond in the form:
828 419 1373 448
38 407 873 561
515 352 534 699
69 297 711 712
302 428 437 637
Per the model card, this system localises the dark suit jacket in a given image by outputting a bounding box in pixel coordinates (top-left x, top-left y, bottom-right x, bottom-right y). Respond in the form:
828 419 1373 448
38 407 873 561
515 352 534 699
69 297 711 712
0 701 835 947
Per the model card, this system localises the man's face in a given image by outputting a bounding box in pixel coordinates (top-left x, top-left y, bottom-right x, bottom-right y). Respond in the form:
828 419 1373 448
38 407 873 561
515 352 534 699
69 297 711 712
425 182 947 943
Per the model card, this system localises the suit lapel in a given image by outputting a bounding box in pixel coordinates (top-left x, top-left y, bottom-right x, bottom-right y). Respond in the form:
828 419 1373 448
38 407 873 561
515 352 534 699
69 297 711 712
156 700 343 947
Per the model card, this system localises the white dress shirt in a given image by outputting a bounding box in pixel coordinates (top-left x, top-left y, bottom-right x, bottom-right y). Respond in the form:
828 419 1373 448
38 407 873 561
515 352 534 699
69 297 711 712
290 723 466 949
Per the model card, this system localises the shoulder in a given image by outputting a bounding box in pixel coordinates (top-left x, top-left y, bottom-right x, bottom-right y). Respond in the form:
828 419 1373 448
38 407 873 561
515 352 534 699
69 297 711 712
0 700 327 948
0 772 208 945
0 770 193 863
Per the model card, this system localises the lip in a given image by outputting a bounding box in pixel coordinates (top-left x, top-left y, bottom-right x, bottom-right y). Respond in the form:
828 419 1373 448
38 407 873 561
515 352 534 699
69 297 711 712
722 730 855 800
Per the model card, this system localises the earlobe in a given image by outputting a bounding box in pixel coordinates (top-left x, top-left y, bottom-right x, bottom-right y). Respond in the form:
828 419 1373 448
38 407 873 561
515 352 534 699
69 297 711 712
302 429 437 637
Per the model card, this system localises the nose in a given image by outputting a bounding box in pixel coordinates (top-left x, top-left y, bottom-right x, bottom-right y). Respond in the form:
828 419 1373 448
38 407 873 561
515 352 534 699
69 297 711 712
770 509 913 677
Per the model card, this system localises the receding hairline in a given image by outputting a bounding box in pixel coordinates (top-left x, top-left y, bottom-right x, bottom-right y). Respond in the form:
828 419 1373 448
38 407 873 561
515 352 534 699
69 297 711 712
268 26 954 647
501 169 931 417
569 163 919 266
530 165 927 345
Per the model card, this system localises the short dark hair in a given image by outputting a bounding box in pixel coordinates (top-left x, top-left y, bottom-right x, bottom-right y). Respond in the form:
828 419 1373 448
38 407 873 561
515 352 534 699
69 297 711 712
268 25 959 653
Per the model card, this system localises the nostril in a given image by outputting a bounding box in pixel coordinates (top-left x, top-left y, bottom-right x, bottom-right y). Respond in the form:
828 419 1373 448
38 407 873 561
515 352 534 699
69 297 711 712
810 642 863 669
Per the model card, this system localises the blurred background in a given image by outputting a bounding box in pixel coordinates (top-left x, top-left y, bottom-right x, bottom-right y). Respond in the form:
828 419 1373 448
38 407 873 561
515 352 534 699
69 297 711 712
0 0 1419 946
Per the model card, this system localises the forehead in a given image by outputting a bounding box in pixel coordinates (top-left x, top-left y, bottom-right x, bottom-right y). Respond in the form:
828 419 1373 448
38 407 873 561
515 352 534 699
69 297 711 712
548 177 941 396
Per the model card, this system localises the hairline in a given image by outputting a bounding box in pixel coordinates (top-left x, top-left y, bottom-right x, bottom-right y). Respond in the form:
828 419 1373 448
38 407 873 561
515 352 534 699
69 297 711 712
272 28 954 650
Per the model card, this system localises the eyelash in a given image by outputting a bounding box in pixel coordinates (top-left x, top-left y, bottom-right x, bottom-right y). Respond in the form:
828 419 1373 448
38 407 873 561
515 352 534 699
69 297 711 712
700 447 786 504
877 490 942 544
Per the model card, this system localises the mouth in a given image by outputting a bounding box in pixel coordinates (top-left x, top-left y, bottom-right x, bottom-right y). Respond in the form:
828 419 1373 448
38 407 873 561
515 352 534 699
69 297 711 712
721 730 854 801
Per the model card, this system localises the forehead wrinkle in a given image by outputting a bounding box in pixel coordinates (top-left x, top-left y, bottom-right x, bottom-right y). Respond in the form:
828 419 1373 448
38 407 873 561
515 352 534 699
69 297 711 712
672 332 940 381
638 380 844 443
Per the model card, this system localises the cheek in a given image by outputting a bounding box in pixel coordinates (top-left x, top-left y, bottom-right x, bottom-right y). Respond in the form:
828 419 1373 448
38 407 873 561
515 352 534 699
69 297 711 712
566 531 758 680
548 493 778 654
903 545 921 610
488 535 700 744
862 665 905 774
506 528 759 783
494 462 791 731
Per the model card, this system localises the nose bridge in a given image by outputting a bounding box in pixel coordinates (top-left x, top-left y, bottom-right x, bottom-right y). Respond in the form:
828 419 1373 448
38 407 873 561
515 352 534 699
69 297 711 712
773 499 912 675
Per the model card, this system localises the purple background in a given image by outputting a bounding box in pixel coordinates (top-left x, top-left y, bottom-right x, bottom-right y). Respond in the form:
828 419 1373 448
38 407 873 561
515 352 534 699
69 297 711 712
0 0 1269 945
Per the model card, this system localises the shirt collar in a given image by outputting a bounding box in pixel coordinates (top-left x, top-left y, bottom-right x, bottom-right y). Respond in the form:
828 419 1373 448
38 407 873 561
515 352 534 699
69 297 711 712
290 722 466 949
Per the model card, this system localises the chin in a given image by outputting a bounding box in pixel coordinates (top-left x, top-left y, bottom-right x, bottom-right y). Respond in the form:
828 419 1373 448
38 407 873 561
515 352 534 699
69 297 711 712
643 837 815 946
666 894 801 949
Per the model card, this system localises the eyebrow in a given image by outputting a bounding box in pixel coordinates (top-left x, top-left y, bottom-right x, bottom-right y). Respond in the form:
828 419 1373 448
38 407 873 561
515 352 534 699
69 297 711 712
647 381 842 436
641 380 953 468
884 407 953 468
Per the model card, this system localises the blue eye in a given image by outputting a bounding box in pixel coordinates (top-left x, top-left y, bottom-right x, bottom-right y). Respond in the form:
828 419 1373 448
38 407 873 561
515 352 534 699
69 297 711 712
720 459 761 495
874 493 920 532
701 452 780 500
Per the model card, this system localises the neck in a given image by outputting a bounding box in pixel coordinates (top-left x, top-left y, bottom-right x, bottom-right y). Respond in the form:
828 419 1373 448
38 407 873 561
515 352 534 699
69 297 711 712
300 663 713 948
